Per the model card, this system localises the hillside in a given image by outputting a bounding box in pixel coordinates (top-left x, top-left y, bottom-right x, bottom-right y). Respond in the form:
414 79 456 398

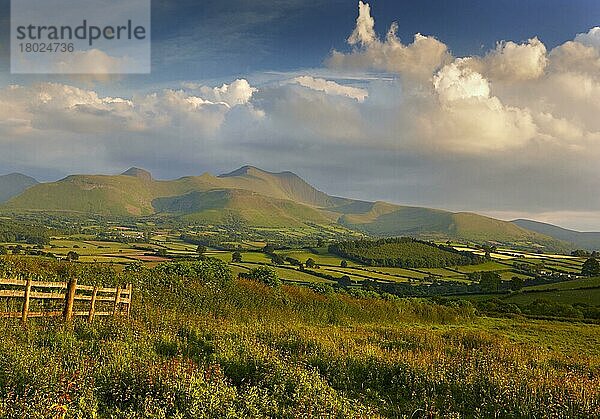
0 173 38 203
4 167 336 227
153 189 331 227
218 165 345 207
337 202 564 248
1 165 571 248
513 219 600 251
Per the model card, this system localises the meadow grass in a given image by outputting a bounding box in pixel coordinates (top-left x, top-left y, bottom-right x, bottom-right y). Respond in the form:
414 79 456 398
0 258 598 418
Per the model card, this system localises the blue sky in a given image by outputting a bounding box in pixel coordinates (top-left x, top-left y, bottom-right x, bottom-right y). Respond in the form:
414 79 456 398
4 0 597 85
0 1 599 230
146 0 600 82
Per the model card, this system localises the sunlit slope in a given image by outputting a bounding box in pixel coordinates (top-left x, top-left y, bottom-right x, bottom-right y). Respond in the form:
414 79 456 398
217 165 344 207
2 165 572 248
153 189 332 227
5 167 337 225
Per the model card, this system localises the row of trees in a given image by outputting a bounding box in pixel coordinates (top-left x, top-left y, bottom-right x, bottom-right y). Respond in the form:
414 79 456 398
0 220 50 245
329 238 484 268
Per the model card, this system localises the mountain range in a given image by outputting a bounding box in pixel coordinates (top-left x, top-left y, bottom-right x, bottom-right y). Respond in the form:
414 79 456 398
1 165 598 250
512 219 600 251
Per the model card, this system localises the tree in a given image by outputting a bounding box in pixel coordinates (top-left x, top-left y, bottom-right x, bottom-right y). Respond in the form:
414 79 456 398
248 266 281 287
124 261 143 273
479 272 502 293
582 258 600 277
270 253 285 265
196 245 207 256
572 249 591 257
338 275 352 287
262 244 275 254
0 246 6 255
232 251 242 263
305 258 316 268
340 260 348 268
66 251 79 261
509 276 525 291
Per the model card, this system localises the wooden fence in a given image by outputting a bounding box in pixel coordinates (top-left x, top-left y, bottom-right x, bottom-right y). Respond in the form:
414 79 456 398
0 278 132 323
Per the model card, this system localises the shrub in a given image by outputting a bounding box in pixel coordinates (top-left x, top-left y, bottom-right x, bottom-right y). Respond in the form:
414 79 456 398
247 266 281 287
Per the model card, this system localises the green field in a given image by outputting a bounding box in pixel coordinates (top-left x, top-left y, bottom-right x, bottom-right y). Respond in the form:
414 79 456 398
452 261 510 273
274 249 356 267
504 288 600 306
362 266 430 279
525 276 600 291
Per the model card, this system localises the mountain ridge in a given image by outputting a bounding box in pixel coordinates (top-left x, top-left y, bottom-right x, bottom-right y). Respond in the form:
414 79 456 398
512 219 600 251
0 166 575 249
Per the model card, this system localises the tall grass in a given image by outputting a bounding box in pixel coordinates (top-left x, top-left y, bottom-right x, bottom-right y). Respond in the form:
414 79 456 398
0 257 598 418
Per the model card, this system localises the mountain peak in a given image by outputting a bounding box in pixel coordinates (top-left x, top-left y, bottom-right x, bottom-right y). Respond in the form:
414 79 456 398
220 165 266 177
219 165 301 179
0 173 38 204
121 167 152 181
0 173 38 182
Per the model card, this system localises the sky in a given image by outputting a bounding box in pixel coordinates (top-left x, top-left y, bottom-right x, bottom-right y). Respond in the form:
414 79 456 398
0 0 600 230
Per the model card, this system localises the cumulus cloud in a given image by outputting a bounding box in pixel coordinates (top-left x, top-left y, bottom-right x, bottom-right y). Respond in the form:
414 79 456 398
347 1 377 46
328 2 451 81
473 37 548 81
433 62 490 101
196 79 257 107
574 26 600 49
0 79 260 137
549 42 600 75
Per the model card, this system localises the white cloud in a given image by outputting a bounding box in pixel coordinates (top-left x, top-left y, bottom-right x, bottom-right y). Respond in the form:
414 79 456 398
52 49 131 75
549 31 600 76
0 79 261 137
347 1 377 46
291 76 368 101
477 37 548 81
182 79 256 107
328 3 451 81
433 62 490 101
574 26 600 49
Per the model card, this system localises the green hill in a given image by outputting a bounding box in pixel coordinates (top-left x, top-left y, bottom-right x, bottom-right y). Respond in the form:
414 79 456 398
153 189 331 227
0 173 38 203
1 165 572 248
4 167 336 226
337 202 566 248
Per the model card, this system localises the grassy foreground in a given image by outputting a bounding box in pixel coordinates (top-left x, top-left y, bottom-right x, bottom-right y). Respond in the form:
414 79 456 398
0 258 598 418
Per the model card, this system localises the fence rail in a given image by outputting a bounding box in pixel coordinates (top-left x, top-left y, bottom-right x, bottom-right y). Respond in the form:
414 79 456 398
0 278 132 323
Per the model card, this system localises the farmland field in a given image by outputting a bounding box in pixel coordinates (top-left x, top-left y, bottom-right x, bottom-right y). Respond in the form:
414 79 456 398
503 288 600 306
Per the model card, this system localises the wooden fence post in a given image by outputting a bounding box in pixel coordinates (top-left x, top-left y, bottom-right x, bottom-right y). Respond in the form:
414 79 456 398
125 284 132 317
63 278 77 322
88 286 98 323
21 277 32 324
113 285 121 315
